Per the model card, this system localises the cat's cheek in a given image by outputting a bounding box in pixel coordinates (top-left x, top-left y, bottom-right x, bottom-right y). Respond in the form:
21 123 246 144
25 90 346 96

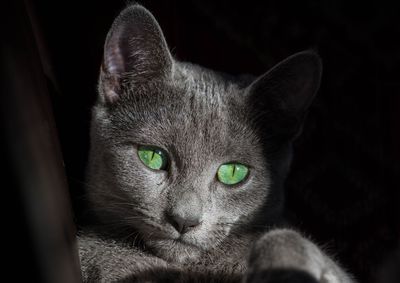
215 183 266 217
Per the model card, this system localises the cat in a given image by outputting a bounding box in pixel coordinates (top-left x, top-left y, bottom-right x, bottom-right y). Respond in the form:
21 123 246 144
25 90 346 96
78 4 355 283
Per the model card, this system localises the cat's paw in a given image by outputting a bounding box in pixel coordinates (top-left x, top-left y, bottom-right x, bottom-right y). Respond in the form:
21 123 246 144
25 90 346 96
244 229 353 283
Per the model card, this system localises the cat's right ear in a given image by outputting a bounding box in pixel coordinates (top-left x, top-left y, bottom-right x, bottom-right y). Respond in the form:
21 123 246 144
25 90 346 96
99 5 173 104
246 51 322 139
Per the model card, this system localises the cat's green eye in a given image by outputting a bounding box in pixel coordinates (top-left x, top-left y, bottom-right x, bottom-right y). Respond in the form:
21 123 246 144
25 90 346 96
217 163 249 186
138 146 168 171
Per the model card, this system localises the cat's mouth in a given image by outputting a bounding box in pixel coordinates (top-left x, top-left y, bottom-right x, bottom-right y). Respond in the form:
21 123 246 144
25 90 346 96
147 232 205 251
135 218 229 261
146 236 204 263
136 219 206 249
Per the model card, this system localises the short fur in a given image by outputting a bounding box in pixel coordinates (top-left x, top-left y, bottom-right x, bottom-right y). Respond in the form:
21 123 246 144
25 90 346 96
78 4 354 283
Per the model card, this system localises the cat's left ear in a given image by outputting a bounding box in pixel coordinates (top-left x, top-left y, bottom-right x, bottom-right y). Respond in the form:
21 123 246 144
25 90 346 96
99 5 173 103
246 51 322 137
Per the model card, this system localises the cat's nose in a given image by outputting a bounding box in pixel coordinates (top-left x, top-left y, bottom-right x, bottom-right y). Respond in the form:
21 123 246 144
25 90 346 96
168 212 202 234
167 191 203 234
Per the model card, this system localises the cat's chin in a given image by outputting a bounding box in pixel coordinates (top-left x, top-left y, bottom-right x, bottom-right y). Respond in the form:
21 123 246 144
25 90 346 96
146 238 203 263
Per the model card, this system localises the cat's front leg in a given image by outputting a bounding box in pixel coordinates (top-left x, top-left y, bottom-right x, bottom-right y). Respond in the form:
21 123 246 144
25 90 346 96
244 229 354 283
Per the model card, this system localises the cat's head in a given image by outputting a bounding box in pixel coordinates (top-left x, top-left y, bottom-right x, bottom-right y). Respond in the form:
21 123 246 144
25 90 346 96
87 4 322 262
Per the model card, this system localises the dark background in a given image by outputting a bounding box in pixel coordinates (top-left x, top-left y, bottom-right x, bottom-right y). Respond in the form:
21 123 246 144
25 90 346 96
5 0 400 282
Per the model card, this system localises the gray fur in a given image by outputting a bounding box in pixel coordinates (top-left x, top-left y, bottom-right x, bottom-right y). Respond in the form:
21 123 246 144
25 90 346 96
79 4 355 283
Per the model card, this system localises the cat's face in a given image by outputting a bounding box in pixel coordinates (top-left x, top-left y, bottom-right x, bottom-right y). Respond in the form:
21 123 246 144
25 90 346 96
87 5 322 262
90 64 271 261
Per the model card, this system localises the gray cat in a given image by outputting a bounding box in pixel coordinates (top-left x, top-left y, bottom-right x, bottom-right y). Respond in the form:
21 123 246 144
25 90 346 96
78 4 355 283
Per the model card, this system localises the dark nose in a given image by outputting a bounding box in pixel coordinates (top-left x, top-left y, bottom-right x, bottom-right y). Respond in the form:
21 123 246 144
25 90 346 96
167 191 203 234
168 212 202 234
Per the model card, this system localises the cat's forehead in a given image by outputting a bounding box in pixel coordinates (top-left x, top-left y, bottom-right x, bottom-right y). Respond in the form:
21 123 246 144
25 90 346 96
115 63 247 125
153 64 249 135
106 64 259 158
175 63 238 96
165 63 240 113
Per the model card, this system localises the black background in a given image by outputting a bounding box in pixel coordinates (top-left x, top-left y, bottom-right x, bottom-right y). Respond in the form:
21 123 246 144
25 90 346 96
12 0 400 282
